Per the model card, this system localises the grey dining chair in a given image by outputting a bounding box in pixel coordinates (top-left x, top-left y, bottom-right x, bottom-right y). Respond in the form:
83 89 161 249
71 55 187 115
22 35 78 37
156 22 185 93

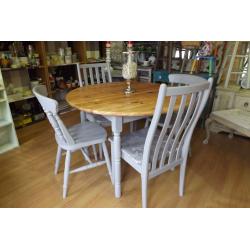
33 85 112 199
78 62 112 160
110 81 211 207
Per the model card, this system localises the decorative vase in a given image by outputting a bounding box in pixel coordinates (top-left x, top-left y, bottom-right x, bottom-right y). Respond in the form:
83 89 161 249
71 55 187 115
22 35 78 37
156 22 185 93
122 50 137 94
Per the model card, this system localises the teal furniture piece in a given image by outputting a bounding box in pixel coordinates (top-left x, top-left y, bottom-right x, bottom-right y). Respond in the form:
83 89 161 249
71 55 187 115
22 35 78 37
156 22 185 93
152 70 169 83
191 56 216 77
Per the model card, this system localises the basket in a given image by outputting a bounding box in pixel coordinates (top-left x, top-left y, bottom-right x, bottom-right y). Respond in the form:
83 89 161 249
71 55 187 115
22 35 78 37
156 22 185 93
181 41 201 48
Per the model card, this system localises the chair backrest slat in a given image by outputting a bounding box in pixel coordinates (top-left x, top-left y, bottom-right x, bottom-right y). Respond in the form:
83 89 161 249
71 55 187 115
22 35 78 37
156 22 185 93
89 67 94 84
32 85 74 145
158 93 188 169
83 68 88 86
160 94 188 167
151 95 177 171
168 92 201 164
79 63 112 86
171 92 199 162
101 66 106 83
175 89 204 160
95 66 101 83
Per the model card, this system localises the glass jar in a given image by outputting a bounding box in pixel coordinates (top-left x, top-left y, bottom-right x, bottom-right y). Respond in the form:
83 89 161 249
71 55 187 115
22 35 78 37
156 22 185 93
65 47 72 56
122 50 137 94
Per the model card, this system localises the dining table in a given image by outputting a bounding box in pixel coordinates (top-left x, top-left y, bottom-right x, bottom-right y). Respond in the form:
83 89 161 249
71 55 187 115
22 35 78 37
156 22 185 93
66 81 180 198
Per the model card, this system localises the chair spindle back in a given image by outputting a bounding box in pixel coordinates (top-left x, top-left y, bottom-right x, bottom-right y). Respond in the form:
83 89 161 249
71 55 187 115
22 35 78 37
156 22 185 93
78 63 112 86
33 85 74 145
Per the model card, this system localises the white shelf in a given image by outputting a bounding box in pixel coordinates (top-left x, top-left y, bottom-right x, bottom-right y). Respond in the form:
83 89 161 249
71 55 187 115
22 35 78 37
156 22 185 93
0 70 19 154
0 120 12 128
8 94 35 103
1 66 45 71
0 142 18 154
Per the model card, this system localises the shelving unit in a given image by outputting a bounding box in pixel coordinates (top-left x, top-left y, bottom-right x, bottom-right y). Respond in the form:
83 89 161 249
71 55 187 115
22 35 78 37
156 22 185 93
0 41 92 127
0 70 19 154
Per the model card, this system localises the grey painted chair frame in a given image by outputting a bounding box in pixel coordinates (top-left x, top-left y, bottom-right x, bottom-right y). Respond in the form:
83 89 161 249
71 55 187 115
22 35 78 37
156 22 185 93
33 85 112 199
113 81 211 207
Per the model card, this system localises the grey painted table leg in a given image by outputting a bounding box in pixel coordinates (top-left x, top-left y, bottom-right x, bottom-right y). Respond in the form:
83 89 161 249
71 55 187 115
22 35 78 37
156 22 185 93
111 116 123 198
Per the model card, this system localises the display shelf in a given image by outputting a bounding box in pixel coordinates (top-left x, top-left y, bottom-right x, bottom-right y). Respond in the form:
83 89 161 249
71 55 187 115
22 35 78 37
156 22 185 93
48 62 79 68
1 66 45 71
0 120 12 128
0 41 90 126
8 94 35 103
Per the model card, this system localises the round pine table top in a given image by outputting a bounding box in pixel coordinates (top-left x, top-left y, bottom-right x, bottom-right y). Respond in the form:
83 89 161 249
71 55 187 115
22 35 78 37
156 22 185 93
66 81 178 117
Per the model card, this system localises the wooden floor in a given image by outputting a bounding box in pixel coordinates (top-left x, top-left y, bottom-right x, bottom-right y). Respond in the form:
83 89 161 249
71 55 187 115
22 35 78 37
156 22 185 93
1 110 250 208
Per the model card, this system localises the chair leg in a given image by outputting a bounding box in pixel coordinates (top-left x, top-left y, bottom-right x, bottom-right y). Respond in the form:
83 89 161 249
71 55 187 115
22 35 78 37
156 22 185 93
63 150 71 199
80 111 86 123
141 172 148 208
203 117 213 144
102 142 113 184
92 145 98 161
134 121 137 131
99 143 103 159
179 157 188 197
130 122 134 133
188 146 192 157
55 146 62 175
80 148 92 164
144 118 150 128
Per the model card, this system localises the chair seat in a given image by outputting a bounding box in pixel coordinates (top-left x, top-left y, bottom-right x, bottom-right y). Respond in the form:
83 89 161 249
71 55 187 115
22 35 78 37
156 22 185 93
56 121 107 150
86 113 111 127
119 128 174 165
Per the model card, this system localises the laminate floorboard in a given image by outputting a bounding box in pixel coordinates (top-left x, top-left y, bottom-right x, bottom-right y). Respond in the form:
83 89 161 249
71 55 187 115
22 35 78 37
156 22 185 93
1 110 250 207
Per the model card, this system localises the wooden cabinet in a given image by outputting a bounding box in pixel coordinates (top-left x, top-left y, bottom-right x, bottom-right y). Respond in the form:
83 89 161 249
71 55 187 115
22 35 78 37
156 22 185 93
234 95 250 111
212 87 235 111
212 86 250 112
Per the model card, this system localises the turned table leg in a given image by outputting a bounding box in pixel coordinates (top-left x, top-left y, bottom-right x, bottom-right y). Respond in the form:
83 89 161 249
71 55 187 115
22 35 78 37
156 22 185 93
111 117 123 198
